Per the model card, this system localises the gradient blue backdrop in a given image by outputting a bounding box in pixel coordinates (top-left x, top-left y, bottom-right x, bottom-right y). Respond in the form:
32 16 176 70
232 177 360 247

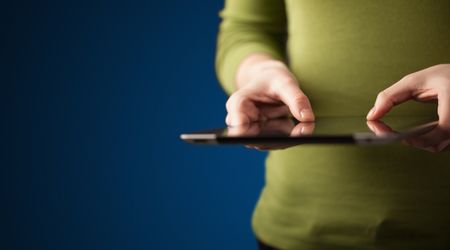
8 1 266 249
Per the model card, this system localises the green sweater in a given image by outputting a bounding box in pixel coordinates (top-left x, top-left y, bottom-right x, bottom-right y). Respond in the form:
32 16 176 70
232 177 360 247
216 1 450 249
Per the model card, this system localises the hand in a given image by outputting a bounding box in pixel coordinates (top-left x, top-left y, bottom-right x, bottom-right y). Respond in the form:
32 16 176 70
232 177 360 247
225 54 315 126
367 64 450 153
366 64 450 131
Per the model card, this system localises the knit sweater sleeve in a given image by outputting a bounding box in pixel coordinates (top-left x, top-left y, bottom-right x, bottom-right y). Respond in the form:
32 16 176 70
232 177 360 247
215 0 287 95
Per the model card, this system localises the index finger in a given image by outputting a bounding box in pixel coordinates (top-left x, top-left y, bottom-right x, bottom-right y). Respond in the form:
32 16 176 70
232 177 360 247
367 74 423 120
273 81 315 122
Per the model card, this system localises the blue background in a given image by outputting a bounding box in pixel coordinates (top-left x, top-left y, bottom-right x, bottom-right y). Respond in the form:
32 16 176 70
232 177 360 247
8 1 266 250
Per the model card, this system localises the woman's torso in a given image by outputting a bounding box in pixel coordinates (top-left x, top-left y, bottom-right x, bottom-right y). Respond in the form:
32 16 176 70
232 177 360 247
253 1 450 249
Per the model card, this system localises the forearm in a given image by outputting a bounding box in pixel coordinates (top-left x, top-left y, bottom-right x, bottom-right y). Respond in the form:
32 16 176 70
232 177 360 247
215 0 287 95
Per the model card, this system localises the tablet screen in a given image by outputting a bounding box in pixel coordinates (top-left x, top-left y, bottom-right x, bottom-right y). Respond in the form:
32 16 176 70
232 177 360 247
181 116 439 145
224 116 436 137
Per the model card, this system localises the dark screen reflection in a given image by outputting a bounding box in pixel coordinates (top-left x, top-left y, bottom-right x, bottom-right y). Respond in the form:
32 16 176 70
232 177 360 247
401 126 450 153
227 118 314 150
226 117 449 152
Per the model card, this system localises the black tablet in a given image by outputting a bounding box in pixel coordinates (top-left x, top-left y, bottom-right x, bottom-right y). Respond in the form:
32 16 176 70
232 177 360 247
180 116 438 146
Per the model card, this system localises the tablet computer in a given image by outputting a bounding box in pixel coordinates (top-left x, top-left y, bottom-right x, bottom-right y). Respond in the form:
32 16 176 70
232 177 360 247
180 116 438 145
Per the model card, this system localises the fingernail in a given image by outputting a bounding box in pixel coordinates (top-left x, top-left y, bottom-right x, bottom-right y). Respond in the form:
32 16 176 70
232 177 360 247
300 109 314 121
367 107 376 120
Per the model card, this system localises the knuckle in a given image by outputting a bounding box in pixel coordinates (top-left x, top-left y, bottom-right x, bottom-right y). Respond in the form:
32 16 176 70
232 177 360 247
225 98 233 111
227 92 249 111
283 76 298 86
400 73 421 84
376 90 397 107
226 93 240 111
225 114 231 125
293 94 310 106
234 96 248 109
376 91 390 102
294 94 308 102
